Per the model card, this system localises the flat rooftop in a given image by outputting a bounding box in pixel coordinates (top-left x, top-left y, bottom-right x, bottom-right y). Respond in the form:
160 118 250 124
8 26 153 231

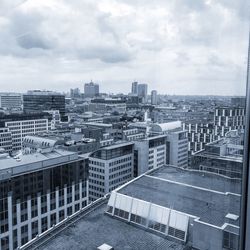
150 166 241 194
118 166 241 227
42 203 186 250
0 150 79 179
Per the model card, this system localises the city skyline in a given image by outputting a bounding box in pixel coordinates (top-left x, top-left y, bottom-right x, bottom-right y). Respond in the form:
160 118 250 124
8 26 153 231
0 0 249 95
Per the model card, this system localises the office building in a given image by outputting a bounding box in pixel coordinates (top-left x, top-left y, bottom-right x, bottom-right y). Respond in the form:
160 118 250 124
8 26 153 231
131 82 138 95
122 128 145 142
191 137 243 179
0 93 22 110
134 135 167 176
89 98 126 114
151 90 157 105
0 113 52 152
138 84 148 103
23 91 66 116
89 142 134 201
84 81 99 98
151 121 189 168
0 127 12 153
0 149 89 250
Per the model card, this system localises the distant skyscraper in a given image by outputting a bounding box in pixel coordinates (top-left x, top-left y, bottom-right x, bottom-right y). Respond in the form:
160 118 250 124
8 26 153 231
84 81 99 98
131 81 138 95
151 90 157 105
23 90 65 115
138 84 148 103
70 88 80 98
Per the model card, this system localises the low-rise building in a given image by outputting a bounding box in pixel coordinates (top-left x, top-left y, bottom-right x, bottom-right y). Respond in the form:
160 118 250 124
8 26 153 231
191 137 243 179
107 166 241 250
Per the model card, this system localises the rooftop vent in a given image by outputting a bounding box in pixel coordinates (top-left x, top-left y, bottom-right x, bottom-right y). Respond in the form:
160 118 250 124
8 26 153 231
97 243 114 250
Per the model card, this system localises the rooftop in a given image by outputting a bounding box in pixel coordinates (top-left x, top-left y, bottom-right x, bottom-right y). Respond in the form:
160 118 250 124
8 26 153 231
0 149 79 177
100 141 134 150
41 203 186 250
118 166 241 227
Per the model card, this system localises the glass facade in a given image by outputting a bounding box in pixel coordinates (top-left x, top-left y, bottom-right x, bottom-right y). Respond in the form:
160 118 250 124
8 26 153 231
0 158 88 250
23 94 65 115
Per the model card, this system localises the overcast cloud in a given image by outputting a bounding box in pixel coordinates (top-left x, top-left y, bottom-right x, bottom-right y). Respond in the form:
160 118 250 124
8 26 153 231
0 0 249 95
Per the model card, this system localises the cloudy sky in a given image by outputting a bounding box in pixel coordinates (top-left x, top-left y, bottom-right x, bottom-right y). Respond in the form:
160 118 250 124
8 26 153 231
0 0 249 95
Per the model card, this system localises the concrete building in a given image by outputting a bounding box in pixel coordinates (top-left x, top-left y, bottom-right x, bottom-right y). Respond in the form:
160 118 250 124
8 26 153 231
151 90 157 105
84 81 99 98
0 113 52 152
191 137 243 179
23 90 66 116
214 107 245 137
89 142 134 201
0 127 12 153
0 149 89 250
43 110 61 129
0 93 22 110
121 128 145 142
131 81 138 95
89 98 126 114
151 121 189 168
106 166 241 250
134 135 167 176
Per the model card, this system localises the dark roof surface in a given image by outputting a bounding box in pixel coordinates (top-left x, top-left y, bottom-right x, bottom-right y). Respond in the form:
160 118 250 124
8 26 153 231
43 203 186 250
118 166 241 227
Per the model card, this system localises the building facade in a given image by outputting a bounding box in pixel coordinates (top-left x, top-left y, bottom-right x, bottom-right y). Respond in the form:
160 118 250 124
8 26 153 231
89 142 134 201
131 82 138 95
84 82 99 98
134 135 167 176
0 113 52 152
23 91 65 116
0 149 89 250
214 107 245 137
151 90 157 105
0 93 22 110
0 128 12 153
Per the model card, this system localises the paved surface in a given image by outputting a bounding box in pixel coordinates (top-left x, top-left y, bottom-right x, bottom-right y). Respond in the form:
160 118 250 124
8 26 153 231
42 204 187 250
